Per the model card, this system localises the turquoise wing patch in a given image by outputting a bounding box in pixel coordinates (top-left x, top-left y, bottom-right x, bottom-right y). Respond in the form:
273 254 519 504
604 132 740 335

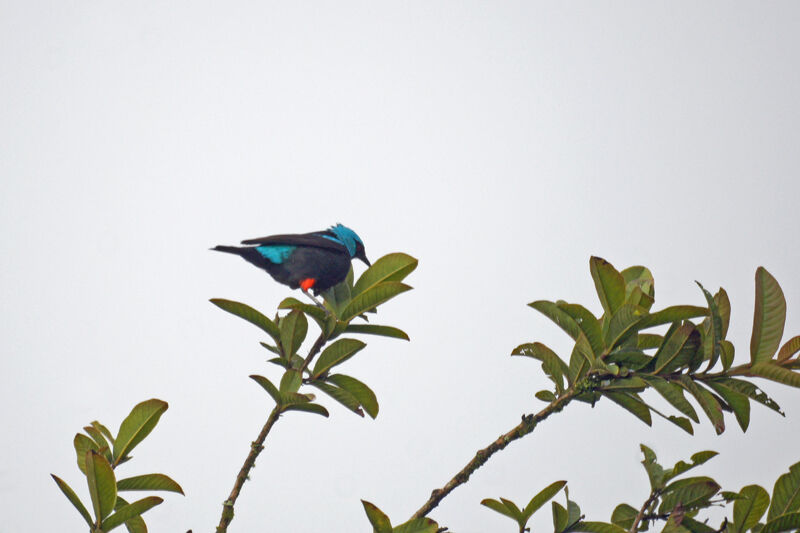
256 245 296 264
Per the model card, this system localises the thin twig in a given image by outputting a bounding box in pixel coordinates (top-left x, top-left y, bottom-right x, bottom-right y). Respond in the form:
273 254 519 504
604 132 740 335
411 387 579 519
217 331 329 532
629 490 660 533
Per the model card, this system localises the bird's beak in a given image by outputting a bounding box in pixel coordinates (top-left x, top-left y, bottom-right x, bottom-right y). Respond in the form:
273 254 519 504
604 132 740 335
357 251 371 267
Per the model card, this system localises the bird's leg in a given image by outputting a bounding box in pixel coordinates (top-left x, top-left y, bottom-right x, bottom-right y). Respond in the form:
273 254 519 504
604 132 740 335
303 289 329 314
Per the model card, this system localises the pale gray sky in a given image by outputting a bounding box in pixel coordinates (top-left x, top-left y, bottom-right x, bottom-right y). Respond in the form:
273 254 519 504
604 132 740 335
2 2 799 532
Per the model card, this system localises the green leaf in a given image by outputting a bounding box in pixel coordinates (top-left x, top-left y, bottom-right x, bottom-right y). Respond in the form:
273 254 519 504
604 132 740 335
250 375 282 405
51 474 93 527
680 517 717 533
536 390 556 402
762 513 800 533
604 392 652 426
677 376 725 434
312 338 366 378
278 297 328 325
84 426 112 462
621 266 655 310
697 281 723 370
101 496 163 532
751 267 786 363
74 433 100 475
639 444 665 489
326 374 379 419
638 306 708 329
283 403 330 417
117 474 184 495
557 303 604 356
361 500 392 533
481 498 521 521
344 324 410 341
660 476 720 513
341 282 412 322
279 310 308 357
571 521 630 533
523 480 567 520
604 304 646 351
312 381 364 417
732 485 770 533
750 362 800 388
591 257 626 317
353 253 418 296
610 503 638 530
708 377 783 415
606 350 652 370
322 280 352 317
512 342 571 391
529 300 582 340
705 380 751 431
113 399 168 465
652 323 701 374
210 298 280 342
769 462 800 520
721 340 736 370
391 517 438 533
641 376 699 422
279 369 302 394
715 288 731 338
661 450 719 486
92 421 115 446
569 334 594 382
86 450 117 522
113 496 147 533
638 334 664 350
778 336 800 363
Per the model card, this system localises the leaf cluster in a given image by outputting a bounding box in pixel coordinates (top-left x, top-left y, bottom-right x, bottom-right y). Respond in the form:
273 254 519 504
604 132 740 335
51 399 182 533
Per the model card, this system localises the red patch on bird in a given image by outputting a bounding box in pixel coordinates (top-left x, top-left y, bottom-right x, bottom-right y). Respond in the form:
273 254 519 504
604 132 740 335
300 278 316 291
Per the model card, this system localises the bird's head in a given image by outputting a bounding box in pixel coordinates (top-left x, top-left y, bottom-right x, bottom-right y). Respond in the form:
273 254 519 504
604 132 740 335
329 224 371 267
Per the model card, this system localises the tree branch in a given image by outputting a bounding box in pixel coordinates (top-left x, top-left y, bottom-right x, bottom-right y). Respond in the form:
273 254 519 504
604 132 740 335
217 331 329 532
629 490 660 533
411 387 579 519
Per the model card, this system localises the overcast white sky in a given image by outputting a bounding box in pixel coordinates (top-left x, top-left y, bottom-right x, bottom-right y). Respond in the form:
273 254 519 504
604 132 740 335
2 2 799 532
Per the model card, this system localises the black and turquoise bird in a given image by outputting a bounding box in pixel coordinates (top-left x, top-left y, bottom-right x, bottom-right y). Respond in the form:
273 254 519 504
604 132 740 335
212 224 370 301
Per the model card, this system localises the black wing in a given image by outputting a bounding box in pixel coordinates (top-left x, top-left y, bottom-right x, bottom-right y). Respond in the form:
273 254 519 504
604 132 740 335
240 231 346 253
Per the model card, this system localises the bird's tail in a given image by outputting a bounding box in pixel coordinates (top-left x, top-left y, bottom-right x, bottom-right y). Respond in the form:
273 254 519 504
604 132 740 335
211 245 245 255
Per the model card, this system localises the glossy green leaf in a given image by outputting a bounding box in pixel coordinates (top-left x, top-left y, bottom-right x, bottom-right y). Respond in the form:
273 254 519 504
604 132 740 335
569 335 594 382
697 281 723 370
312 338 366 378
721 340 736 370
279 369 302 394
751 362 800 388
715 288 731 338
604 392 652 426
117 474 184 495
250 375 282 405
552 501 569 532
652 323 701 374
523 480 567 520
361 500 392 533
641 376 699 422
751 267 786 363
638 334 664 350
113 496 147 533
84 426 112 462
536 390 556 402
762 512 800 533
322 280 352 317
391 517 438 533
639 444 665 489
677 376 724 434
92 421 115 446
705 380 751 431
74 433 100 475
283 403 330 417
709 377 783 415
606 350 651 370
312 381 364 416
769 462 800 520
279 310 308 357
353 253 417 296
732 485 770 533
621 266 655 309
663 450 718 484
344 324 410 341
481 498 520 521
51 474 93 527
604 304 645 350
512 342 570 390
327 374 379 419
638 306 708 329
680 517 717 533
101 496 163 532
591 257 626 317
278 297 327 325
610 503 638 530
113 399 168 465
529 300 582 340
558 302 604 356
210 298 280 341
660 476 720 513
86 450 117 522
341 282 412 322
777 336 800 363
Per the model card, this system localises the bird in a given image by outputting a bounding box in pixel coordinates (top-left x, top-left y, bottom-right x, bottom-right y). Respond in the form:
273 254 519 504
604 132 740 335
212 224 370 307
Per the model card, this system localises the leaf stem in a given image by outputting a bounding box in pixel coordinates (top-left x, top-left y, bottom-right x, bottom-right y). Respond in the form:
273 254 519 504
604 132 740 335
411 387 579 519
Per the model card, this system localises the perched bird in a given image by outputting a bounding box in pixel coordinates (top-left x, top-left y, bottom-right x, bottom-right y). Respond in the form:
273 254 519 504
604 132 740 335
212 224 370 304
